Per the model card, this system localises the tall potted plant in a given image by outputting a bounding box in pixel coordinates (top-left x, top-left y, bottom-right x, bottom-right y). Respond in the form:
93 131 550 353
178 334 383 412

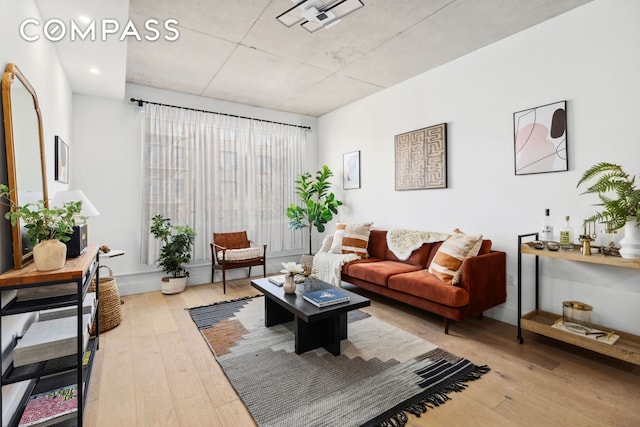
150 214 196 294
1 184 81 271
286 165 343 255
577 162 640 259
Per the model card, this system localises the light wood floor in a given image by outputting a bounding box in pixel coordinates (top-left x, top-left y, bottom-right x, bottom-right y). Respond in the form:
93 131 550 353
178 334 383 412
83 277 640 427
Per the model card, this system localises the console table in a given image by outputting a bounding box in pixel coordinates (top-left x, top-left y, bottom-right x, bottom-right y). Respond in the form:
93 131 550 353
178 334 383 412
0 245 100 426
517 233 640 365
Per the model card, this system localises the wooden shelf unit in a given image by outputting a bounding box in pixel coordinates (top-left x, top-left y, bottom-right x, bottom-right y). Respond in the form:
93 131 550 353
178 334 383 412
0 245 100 427
517 234 640 366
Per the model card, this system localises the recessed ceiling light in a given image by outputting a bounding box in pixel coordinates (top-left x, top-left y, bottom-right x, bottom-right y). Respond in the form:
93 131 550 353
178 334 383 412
89 67 100 75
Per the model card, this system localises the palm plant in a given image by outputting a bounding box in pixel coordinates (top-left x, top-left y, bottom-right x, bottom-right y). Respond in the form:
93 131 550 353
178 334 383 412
286 165 343 255
577 162 640 230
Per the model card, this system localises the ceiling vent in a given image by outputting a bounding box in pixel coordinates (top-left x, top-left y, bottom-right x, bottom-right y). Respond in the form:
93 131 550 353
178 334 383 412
276 0 364 33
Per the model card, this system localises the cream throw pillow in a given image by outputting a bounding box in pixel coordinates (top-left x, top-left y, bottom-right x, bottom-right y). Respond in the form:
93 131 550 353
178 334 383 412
429 229 483 285
329 222 373 257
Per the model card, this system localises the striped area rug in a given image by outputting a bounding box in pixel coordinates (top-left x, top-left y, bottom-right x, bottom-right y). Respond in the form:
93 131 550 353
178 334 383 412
187 296 489 427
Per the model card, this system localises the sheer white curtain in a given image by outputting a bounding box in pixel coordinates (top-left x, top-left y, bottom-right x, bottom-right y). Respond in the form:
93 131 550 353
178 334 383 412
140 103 306 264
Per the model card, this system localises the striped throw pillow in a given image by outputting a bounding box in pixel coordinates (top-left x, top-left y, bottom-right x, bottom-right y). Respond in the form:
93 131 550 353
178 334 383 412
330 222 372 257
429 230 483 285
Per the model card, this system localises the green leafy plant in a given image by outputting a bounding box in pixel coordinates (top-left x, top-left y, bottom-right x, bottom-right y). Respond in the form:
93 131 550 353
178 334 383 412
286 165 343 255
577 162 640 230
150 214 196 278
0 184 82 244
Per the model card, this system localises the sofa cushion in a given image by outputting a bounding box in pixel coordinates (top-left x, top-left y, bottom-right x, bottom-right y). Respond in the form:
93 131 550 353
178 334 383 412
217 247 261 262
330 222 373 257
428 231 483 285
341 257 382 276
386 243 433 267
388 270 470 307
366 230 388 259
479 239 492 255
346 260 422 287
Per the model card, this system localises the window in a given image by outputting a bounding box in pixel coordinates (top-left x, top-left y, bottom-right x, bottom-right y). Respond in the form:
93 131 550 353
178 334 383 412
140 104 306 264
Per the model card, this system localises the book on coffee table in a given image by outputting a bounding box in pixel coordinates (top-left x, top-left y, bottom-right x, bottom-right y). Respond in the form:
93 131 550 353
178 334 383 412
268 275 304 287
303 288 350 308
268 275 286 286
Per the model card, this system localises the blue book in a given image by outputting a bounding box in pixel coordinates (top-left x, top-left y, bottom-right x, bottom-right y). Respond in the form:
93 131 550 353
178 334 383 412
303 288 350 307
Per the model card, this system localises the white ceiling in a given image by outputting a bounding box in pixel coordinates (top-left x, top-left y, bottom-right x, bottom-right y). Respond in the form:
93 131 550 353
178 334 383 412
37 0 592 117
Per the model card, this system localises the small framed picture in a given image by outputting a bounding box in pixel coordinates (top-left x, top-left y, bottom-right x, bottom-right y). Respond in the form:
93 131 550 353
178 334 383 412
55 136 69 183
343 150 360 189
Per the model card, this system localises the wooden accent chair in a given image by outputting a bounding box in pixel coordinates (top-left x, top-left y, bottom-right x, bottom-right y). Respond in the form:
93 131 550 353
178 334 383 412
210 231 267 293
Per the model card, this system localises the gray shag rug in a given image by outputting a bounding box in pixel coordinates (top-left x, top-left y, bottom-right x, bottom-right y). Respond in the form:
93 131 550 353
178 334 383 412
188 295 489 427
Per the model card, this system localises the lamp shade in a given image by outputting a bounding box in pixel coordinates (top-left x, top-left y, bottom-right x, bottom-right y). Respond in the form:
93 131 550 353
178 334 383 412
51 190 100 217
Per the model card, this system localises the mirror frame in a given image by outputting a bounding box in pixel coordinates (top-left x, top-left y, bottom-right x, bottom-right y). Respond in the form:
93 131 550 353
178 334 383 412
2 63 49 269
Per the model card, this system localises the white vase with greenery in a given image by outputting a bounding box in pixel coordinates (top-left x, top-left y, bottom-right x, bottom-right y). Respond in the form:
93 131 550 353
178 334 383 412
577 162 640 259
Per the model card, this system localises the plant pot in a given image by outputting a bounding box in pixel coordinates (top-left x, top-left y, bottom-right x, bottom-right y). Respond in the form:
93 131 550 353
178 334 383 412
33 239 67 271
619 218 640 260
162 276 187 294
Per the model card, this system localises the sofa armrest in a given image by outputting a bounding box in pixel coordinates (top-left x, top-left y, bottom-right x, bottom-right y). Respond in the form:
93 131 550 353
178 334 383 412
458 250 507 313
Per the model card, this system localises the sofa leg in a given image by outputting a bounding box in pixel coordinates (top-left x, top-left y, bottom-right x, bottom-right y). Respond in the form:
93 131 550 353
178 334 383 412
444 318 449 334
478 312 484 320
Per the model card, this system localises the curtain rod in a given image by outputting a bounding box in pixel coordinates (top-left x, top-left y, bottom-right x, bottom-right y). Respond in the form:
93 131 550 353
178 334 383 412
129 98 311 130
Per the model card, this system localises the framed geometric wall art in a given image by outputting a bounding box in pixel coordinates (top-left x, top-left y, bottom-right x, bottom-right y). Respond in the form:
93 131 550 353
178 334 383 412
343 150 360 189
394 123 447 190
514 100 567 175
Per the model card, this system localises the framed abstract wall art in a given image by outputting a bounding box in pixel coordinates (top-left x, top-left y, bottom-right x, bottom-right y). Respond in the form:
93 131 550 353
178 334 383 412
394 123 447 190
343 150 360 189
514 100 567 175
54 135 69 183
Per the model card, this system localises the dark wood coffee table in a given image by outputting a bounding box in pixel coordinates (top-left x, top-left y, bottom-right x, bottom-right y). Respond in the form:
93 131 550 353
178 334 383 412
250 277 370 356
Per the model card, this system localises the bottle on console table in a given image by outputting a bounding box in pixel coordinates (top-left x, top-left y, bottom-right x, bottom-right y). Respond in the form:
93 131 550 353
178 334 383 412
559 216 574 250
540 209 554 241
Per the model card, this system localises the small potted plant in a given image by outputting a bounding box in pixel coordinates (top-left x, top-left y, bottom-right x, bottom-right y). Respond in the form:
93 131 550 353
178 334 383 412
150 214 196 294
577 162 640 259
0 184 81 271
286 165 343 255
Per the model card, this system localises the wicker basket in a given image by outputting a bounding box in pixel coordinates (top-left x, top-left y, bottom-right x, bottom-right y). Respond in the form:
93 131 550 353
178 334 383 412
89 265 123 334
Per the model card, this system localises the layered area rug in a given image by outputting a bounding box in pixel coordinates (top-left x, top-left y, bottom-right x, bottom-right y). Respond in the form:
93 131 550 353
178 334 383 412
188 296 489 427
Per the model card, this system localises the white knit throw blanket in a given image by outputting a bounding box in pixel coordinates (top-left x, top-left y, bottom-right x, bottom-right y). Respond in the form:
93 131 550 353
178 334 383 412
386 228 449 260
313 235 360 286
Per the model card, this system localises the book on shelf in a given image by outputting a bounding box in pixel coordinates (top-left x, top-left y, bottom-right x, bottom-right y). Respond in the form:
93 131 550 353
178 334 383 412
16 283 78 302
38 292 96 322
14 315 91 367
303 288 350 308
18 384 77 427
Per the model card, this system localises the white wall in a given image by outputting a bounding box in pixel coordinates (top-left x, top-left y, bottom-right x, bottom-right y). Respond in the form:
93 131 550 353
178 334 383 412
318 0 640 333
0 0 74 423
72 84 319 295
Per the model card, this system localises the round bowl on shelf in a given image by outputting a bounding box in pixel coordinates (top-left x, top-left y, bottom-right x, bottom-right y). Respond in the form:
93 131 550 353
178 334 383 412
546 242 560 251
532 241 545 250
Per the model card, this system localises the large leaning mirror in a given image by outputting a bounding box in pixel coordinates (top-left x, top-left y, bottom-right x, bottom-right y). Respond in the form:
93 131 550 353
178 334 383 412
2 63 49 269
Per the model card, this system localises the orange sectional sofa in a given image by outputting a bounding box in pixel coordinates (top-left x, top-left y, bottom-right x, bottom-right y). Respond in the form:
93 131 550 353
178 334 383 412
341 230 507 333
